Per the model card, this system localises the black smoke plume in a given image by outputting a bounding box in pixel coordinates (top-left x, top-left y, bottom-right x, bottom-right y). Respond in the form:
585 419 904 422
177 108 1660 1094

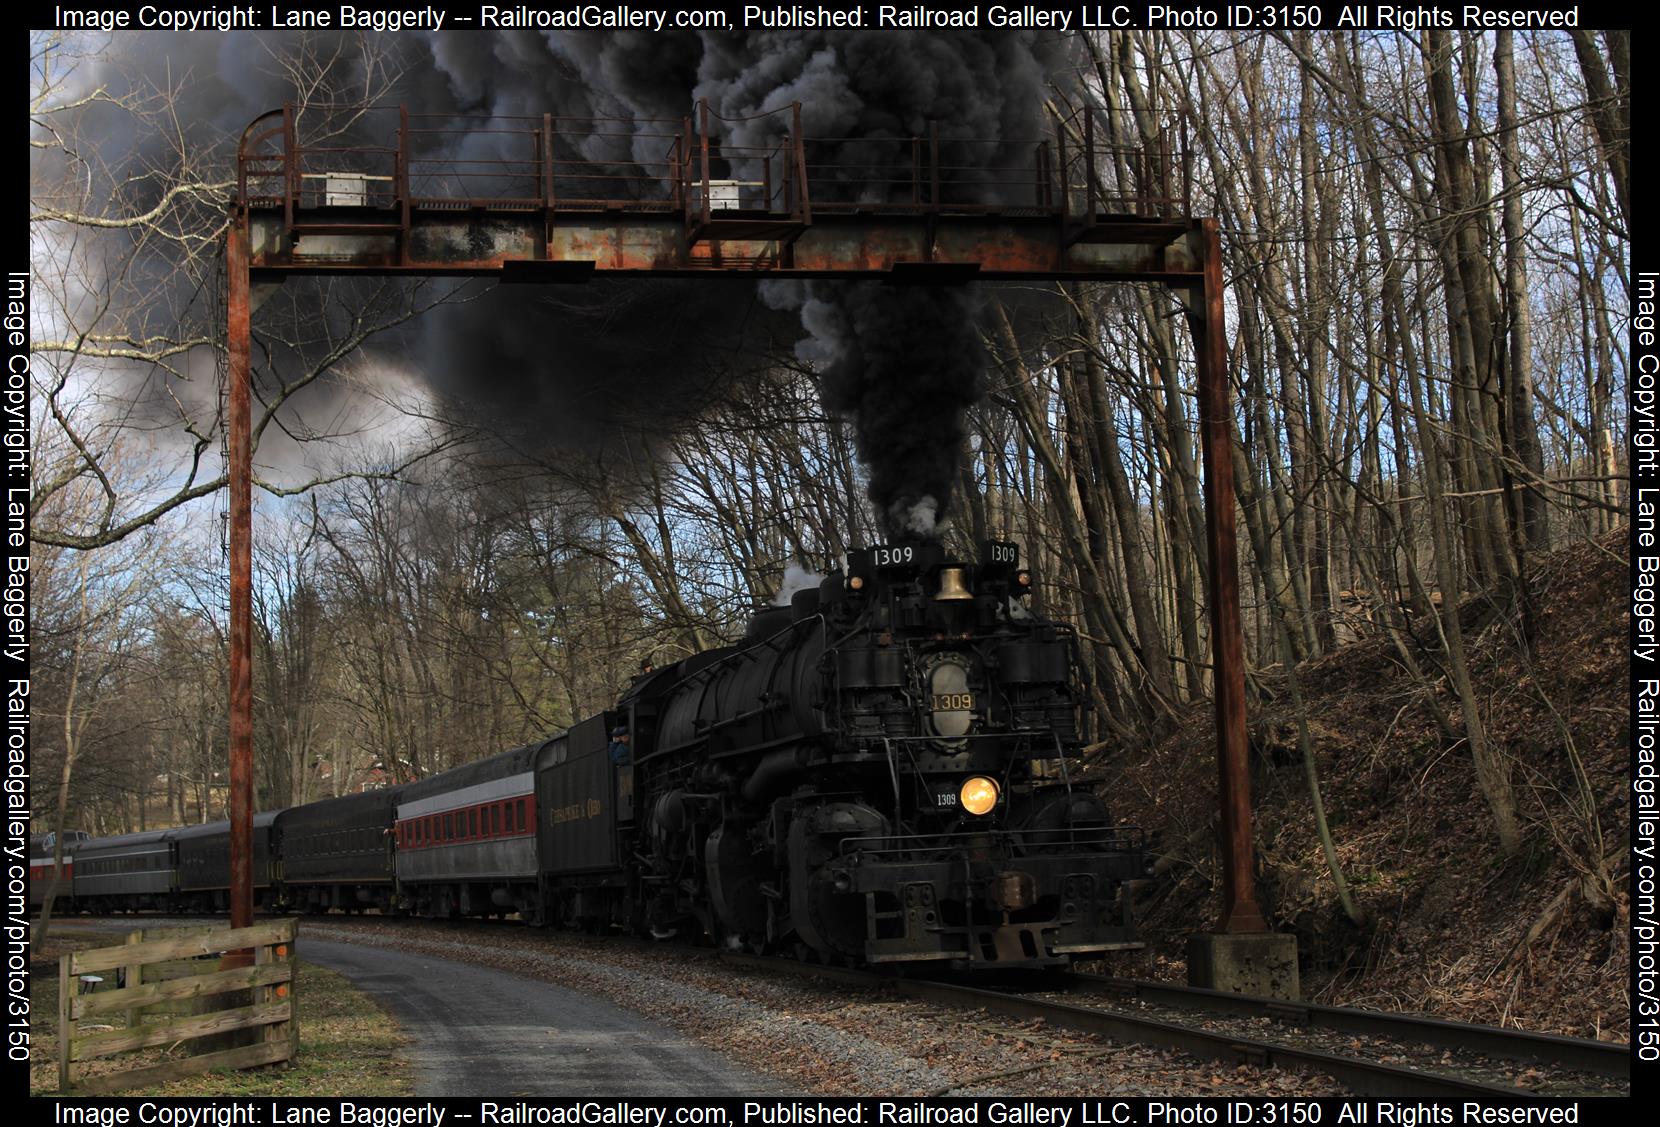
420 28 1070 530
790 282 987 538
47 30 1071 514
684 31 1065 538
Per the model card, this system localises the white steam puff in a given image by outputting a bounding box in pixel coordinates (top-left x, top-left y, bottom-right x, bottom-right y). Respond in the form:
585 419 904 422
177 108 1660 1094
889 495 945 539
773 562 827 606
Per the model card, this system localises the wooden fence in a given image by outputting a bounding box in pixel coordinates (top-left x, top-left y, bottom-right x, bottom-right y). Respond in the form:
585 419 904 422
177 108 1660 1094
57 919 298 1094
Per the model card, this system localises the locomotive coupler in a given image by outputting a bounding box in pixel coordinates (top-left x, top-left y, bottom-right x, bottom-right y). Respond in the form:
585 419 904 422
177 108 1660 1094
989 869 1037 912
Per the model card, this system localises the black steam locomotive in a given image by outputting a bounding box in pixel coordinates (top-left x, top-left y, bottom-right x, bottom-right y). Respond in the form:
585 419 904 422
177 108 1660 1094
36 540 1148 970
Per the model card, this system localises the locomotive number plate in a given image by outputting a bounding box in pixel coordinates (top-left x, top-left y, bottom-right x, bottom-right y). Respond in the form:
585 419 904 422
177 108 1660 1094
930 693 974 712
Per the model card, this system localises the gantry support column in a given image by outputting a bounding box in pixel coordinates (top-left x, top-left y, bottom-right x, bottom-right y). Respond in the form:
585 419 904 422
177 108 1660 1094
226 203 254 946
1185 218 1298 998
1187 217 1265 937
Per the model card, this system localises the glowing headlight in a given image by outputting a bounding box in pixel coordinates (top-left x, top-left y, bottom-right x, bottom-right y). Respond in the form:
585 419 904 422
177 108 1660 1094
959 776 999 816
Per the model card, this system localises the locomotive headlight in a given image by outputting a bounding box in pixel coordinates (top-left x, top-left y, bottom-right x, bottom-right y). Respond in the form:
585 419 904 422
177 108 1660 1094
959 776 999 816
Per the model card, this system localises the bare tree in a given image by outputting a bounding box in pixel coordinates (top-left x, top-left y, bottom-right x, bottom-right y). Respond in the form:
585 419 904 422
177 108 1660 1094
29 31 453 551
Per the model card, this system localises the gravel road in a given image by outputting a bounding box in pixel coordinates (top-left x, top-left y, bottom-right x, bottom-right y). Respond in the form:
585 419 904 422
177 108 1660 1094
299 918 1344 1097
302 938 786 1097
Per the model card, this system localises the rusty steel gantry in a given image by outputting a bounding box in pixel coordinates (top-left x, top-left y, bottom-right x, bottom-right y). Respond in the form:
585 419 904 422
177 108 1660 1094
222 100 1268 939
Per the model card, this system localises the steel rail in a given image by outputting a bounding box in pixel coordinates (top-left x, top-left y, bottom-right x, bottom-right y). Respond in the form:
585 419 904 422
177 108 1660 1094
1069 974 1628 1080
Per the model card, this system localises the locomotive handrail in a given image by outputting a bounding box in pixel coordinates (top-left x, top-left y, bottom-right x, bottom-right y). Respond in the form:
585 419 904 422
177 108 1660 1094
1051 730 1075 799
879 738 903 822
677 612 821 691
653 730 801 763
838 826 1146 860
840 827 1146 846
859 730 1079 750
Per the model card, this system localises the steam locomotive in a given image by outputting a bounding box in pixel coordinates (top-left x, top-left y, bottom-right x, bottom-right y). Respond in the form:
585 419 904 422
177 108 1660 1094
33 540 1148 970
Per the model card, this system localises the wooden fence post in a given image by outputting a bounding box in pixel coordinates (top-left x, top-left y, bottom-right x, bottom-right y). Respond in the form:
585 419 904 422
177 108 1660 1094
285 923 299 1063
124 930 144 1028
58 954 73 1092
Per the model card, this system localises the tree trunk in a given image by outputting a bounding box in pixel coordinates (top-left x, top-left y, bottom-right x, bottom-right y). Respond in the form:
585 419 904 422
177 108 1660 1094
1569 31 1630 233
1497 32 1548 554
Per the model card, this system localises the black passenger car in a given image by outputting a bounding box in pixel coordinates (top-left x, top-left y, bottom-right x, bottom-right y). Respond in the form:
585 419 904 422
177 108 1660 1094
171 812 280 911
275 788 404 913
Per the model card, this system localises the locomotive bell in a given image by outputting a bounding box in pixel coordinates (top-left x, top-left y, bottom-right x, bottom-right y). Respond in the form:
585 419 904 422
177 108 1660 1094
934 567 972 601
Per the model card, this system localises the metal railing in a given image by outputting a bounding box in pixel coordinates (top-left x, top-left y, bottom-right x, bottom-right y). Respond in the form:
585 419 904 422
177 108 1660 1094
237 99 1190 234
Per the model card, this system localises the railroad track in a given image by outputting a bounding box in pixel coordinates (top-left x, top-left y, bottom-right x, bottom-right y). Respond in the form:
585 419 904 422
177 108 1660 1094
1068 974 1628 1081
716 952 1628 1099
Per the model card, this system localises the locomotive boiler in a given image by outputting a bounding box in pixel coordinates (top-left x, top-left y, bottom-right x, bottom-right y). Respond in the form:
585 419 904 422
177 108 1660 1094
616 538 1148 968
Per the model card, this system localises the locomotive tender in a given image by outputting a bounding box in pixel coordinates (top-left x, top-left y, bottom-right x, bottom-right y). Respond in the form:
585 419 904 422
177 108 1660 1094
34 540 1148 970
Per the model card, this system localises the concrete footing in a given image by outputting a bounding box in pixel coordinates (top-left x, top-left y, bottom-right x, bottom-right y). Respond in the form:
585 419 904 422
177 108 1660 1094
1186 932 1301 999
